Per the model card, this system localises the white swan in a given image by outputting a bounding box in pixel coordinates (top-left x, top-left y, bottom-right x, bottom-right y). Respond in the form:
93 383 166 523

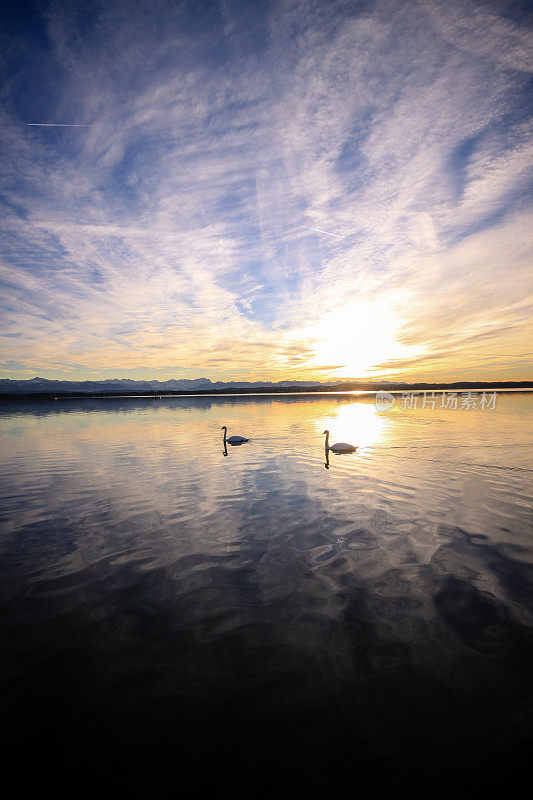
323 429 357 454
221 426 249 445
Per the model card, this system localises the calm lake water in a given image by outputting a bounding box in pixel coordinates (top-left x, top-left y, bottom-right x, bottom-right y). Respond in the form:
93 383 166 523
1 392 531 791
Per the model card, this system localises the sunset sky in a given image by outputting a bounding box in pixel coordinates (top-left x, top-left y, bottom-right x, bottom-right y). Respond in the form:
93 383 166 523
1 0 532 382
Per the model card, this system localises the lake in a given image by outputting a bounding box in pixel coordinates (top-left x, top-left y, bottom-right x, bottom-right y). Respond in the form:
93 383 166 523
0 391 531 791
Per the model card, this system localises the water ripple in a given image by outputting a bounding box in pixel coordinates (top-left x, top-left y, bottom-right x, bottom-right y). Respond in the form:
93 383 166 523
0 393 532 781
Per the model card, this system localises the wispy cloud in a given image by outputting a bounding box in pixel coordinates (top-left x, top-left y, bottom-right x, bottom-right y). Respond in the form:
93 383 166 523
27 123 89 126
0 0 531 380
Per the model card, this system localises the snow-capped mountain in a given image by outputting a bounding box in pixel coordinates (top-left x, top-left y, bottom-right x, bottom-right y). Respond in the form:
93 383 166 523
0 376 370 393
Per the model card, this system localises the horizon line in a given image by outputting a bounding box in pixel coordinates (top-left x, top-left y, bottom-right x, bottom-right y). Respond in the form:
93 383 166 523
1 376 532 385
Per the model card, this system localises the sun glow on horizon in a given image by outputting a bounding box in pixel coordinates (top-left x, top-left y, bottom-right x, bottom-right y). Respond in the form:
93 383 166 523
284 296 424 378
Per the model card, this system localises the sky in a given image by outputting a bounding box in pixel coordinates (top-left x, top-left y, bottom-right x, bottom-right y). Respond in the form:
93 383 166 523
0 0 532 383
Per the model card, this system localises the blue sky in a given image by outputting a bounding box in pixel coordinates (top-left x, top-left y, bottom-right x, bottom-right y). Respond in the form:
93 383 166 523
1 0 532 381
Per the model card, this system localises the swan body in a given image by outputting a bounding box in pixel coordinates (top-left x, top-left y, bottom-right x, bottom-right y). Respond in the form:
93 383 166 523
330 442 357 453
323 430 357 454
221 426 249 445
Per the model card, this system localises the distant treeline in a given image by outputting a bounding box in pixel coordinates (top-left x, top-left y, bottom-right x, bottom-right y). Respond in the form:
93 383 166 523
1 381 532 401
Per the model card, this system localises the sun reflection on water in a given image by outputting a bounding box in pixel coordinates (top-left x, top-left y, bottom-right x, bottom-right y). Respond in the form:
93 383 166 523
315 400 389 450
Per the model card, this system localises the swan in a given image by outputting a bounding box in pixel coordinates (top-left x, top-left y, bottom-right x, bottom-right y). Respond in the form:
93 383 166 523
221 426 249 445
323 430 357 454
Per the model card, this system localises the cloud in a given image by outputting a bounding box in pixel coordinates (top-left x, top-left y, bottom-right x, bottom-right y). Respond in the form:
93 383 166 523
418 0 533 73
0 0 531 380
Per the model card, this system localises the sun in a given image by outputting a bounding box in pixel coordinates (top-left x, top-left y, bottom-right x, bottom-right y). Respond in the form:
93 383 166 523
283 297 422 378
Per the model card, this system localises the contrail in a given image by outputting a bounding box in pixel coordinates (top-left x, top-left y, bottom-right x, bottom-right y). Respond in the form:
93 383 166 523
221 0 231 26
27 123 89 127
298 225 344 239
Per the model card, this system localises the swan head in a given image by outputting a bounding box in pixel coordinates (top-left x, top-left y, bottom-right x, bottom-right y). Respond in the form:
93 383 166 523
221 426 227 431
322 430 329 435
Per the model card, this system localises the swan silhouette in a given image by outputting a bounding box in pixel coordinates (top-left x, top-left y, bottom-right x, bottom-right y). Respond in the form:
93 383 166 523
323 430 357 454
221 426 249 445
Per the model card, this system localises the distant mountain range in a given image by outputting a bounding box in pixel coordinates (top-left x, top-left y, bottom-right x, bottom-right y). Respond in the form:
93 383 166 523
0 376 392 393
0 376 531 396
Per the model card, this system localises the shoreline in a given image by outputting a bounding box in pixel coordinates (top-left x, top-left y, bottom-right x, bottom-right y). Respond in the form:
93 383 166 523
1 381 532 401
